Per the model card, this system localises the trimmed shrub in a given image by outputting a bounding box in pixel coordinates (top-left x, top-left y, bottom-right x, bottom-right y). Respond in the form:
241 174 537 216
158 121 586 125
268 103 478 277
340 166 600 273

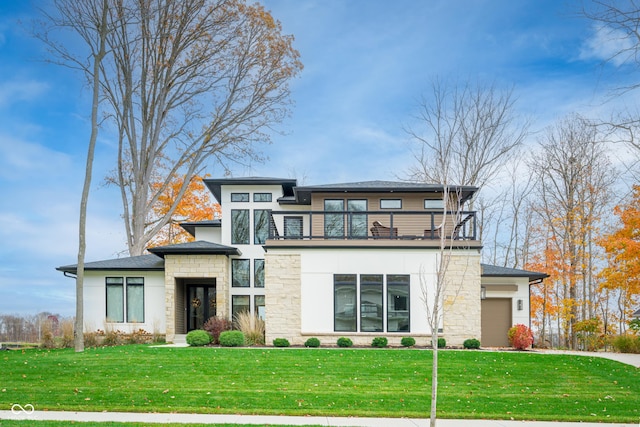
304 337 321 348
463 338 481 349
508 324 534 350
273 338 290 347
401 337 416 347
337 337 353 348
203 316 232 345
186 329 211 347
219 330 245 347
437 337 446 349
371 337 388 348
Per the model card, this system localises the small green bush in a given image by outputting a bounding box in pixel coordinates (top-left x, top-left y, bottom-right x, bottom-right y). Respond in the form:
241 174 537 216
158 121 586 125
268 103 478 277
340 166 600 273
304 337 320 348
186 329 211 347
463 338 481 349
273 338 290 347
437 337 446 348
401 337 416 347
371 337 388 348
219 330 245 347
337 337 353 347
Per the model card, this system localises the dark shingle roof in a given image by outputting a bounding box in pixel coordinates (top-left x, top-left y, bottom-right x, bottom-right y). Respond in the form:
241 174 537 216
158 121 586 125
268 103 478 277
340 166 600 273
633 308 640 318
148 240 240 258
293 180 478 205
204 177 297 203
180 219 221 237
56 254 164 274
481 263 548 281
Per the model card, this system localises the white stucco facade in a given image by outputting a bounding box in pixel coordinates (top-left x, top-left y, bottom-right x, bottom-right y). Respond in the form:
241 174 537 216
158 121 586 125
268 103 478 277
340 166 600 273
82 270 166 334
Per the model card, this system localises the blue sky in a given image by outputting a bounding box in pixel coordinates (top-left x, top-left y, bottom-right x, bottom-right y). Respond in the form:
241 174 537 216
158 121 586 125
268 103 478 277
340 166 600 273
0 0 634 316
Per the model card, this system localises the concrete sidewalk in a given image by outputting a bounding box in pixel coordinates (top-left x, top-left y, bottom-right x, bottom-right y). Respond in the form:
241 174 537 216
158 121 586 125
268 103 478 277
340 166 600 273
0 411 637 426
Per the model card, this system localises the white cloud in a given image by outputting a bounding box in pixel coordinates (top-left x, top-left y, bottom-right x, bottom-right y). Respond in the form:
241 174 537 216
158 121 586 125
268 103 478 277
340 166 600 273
0 133 72 180
580 24 636 66
0 79 50 108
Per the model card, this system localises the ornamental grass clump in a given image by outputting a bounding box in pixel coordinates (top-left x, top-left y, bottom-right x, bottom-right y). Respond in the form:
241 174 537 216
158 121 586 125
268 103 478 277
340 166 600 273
508 324 534 350
235 311 265 346
186 329 211 347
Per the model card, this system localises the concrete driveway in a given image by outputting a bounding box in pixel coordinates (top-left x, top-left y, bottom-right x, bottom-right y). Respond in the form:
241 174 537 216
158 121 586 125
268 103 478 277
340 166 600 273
535 349 640 368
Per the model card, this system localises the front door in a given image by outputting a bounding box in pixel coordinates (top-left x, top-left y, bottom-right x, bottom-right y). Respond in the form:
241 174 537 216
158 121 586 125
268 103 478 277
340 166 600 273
187 284 217 331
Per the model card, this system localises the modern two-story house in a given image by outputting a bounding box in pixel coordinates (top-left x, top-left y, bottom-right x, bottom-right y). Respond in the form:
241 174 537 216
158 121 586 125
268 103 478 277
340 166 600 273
58 177 546 347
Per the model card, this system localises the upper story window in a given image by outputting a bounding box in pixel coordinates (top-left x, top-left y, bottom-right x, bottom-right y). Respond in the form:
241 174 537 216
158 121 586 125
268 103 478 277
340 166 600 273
424 199 444 210
231 193 249 202
253 193 272 202
380 199 402 209
254 209 270 244
232 259 250 287
231 209 249 244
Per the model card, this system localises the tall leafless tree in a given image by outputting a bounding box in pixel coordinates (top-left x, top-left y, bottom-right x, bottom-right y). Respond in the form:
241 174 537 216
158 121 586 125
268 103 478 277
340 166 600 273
36 0 111 352
406 79 529 193
99 0 302 256
529 114 616 348
41 0 302 257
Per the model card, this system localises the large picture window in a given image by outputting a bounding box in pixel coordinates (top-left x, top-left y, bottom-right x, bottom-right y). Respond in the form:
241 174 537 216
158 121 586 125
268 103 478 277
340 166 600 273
232 259 250 287
254 209 270 244
333 274 411 333
334 274 357 332
126 277 145 323
360 274 383 332
106 277 124 322
231 209 249 244
387 275 410 332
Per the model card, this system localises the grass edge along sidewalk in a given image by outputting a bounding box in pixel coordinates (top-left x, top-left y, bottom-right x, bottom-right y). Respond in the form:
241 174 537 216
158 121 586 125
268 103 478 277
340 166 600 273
0 345 638 423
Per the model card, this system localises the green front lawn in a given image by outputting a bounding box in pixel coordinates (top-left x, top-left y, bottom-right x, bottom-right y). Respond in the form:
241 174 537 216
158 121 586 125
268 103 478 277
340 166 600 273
0 346 638 422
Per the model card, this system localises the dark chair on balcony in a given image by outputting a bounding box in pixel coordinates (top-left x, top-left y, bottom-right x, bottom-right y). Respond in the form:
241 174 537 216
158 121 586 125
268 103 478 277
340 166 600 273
423 224 442 240
370 221 398 238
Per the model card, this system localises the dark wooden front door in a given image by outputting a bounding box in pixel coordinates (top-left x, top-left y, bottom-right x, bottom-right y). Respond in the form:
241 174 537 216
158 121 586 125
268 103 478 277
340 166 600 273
187 284 216 331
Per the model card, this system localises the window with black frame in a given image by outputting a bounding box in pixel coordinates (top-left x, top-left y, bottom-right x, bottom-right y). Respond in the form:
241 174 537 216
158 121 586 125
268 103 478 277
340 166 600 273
232 259 250 287
231 209 249 244
126 277 144 323
387 275 410 332
360 274 383 332
334 274 357 332
284 216 303 239
106 277 124 323
254 209 270 244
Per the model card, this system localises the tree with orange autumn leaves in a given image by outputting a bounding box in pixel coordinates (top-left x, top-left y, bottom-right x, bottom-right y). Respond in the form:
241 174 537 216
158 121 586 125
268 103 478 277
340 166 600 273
147 176 221 248
598 185 640 333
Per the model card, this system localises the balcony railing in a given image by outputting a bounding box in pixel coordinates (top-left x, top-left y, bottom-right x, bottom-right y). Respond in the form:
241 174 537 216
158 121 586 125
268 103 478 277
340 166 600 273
268 210 477 242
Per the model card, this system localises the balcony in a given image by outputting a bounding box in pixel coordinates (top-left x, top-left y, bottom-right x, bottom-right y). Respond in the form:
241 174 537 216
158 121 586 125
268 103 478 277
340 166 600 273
266 210 480 248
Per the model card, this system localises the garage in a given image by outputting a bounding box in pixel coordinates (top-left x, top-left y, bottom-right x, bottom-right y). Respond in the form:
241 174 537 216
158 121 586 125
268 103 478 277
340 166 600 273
481 298 512 347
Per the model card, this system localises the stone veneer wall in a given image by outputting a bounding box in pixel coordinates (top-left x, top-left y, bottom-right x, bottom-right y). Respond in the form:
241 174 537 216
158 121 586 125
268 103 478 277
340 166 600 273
163 254 229 343
264 253 302 345
442 254 481 346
